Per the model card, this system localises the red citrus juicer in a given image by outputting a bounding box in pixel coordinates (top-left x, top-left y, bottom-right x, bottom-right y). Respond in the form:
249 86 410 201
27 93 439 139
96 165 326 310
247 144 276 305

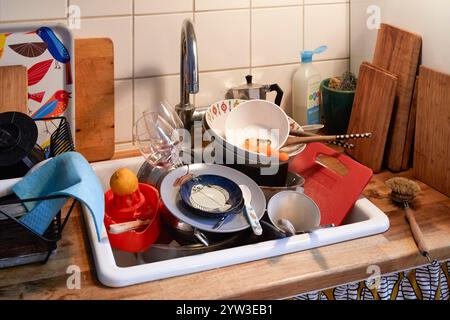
104 183 161 253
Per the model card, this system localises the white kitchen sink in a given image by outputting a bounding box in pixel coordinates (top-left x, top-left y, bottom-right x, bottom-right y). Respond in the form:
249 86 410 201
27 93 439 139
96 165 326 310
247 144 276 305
83 156 390 288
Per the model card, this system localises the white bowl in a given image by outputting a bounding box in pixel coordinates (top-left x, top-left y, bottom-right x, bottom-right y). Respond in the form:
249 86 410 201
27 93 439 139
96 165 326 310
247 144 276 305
204 99 306 160
267 191 321 233
224 100 290 159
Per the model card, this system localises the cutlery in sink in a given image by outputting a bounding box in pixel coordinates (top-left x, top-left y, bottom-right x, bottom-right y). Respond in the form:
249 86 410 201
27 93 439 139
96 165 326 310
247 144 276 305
278 218 334 236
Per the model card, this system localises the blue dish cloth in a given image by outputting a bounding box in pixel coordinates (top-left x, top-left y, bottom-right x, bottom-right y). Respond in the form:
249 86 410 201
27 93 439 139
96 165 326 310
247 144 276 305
13 152 104 241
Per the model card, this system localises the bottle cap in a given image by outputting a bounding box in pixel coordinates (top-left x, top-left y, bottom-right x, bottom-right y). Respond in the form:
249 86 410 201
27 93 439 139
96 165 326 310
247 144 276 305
300 45 328 63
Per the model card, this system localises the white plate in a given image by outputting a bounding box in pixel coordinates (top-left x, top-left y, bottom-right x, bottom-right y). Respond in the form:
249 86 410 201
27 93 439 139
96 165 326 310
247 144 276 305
160 164 266 233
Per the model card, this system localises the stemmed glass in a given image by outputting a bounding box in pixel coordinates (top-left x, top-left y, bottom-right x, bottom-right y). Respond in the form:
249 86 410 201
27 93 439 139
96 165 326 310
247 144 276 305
133 100 184 169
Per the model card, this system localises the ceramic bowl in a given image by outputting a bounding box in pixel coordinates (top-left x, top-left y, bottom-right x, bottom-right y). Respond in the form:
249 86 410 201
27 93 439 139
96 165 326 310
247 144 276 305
224 100 290 158
267 191 321 234
204 99 306 159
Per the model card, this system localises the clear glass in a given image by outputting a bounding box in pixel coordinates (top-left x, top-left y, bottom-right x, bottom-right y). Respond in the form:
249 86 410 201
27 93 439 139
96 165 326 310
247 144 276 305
133 100 183 168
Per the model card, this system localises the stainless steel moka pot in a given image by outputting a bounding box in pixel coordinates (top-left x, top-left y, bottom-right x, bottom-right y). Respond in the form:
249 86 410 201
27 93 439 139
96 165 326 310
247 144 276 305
227 75 284 106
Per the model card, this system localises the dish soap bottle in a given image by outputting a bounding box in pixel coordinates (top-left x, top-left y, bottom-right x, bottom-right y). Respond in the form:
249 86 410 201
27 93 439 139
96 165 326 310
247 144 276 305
292 46 327 126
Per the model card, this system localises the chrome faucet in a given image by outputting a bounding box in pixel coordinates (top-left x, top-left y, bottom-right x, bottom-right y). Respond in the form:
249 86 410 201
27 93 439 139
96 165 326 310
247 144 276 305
175 19 199 131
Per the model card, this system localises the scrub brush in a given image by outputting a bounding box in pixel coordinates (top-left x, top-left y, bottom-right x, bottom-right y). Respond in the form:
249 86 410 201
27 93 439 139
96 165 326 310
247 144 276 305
386 177 433 263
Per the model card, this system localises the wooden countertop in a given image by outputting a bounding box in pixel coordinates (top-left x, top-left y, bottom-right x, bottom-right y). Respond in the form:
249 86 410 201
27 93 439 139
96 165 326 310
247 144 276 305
1 155 450 300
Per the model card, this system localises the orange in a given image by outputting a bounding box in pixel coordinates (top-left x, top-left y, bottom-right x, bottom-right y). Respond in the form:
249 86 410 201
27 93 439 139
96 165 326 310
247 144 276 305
109 168 139 196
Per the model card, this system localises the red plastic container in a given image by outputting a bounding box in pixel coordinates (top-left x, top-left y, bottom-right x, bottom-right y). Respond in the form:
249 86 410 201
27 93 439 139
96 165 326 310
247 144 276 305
104 183 161 253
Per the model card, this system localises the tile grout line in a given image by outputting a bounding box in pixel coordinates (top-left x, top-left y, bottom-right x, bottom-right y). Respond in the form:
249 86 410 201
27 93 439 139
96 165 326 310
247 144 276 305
249 0 253 75
131 0 136 146
302 1 305 51
193 0 196 107
126 57 350 80
0 2 352 25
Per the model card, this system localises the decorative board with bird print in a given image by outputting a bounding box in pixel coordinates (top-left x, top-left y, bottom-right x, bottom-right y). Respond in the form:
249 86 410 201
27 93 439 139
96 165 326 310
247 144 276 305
0 23 74 153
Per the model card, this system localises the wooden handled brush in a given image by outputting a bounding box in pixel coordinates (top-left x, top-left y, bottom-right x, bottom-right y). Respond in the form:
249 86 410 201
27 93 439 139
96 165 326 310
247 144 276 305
386 177 433 263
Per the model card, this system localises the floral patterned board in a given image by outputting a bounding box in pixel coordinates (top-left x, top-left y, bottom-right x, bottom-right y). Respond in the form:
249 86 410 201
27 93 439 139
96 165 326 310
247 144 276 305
0 23 74 152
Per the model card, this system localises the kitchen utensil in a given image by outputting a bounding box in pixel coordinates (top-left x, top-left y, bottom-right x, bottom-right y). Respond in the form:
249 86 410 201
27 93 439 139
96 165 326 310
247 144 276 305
267 191 321 234
140 227 253 263
0 65 28 114
239 184 263 236
301 124 324 134
288 130 355 150
75 38 114 162
346 62 398 173
327 141 355 150
414 67 450 197
0 23 75 148
134 101 183 169
160 203 210 246
372 23 422 172
401 76 419 170
289 143 373 226
284 133 372 146
226 75 284 106
225 99 290 156
277 218 334 236
260 171 305 201
109 219 152 235
180 174 244 218
386 177 432 263
0 111 46 179
104 182 160 252
160 163 266 234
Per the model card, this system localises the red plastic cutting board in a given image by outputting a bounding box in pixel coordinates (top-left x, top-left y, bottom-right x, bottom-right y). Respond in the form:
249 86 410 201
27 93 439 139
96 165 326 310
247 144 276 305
289 143 373 226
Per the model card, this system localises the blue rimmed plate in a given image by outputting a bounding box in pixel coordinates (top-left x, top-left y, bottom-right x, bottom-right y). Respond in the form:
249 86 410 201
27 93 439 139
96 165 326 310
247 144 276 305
160 164 266 233
180 175 243 218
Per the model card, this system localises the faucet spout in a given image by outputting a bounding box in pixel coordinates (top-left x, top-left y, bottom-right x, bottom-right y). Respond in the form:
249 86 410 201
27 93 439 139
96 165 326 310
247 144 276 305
176 19 199 130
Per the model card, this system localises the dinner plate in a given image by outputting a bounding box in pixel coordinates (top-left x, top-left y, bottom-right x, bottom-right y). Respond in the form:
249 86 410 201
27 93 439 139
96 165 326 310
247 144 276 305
160 164 266 233
180 174 243 218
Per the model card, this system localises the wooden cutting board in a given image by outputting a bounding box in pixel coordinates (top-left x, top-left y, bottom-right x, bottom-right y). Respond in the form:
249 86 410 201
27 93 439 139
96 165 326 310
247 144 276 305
372 23 422 172
75 38 115 162
414 66 450 197
0 65 28 114
401 76 419 170
346 62 398 173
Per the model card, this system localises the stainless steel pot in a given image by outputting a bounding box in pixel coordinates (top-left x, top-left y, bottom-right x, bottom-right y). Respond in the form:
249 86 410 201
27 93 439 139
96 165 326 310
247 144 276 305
226 75 284 106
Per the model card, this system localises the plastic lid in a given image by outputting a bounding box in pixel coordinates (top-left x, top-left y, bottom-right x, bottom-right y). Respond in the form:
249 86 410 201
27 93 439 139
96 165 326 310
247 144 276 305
300 45 328 63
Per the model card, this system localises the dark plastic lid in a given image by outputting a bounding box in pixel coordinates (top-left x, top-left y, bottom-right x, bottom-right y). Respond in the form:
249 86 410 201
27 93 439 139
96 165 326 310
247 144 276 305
0 112 38 166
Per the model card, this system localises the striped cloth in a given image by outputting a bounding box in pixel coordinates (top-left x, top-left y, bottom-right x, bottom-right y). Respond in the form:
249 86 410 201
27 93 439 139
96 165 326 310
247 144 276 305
293 260 450 300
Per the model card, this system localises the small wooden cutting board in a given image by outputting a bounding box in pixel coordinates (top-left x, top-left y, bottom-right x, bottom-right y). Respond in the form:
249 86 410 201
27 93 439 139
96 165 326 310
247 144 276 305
414 66 450 197
346 62 398 173
0 65 28 114
75 38 115 162
372 23 422 172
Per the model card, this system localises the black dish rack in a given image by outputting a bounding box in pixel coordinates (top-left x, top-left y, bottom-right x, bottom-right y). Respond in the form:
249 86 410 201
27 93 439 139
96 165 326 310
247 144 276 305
0 117 77 268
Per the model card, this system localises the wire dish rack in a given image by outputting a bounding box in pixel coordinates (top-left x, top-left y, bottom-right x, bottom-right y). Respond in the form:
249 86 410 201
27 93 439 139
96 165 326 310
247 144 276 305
0 116 76 269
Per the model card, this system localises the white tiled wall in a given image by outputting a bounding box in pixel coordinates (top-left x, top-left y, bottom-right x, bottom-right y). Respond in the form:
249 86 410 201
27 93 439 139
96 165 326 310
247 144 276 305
0 0 350 150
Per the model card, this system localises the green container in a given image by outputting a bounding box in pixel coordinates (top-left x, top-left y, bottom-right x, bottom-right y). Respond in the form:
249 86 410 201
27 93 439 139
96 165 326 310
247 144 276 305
320 78 356 135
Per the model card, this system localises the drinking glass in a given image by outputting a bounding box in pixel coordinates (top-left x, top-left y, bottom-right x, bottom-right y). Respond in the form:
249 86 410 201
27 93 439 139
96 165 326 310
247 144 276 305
133 100 183 168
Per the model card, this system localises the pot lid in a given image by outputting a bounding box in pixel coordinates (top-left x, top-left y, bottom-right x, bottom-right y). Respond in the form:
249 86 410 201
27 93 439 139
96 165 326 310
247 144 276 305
0 112 38 166
233 75 266 90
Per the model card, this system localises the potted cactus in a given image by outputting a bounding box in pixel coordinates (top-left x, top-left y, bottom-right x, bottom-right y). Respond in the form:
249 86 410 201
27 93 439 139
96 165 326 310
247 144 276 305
320 71 357 134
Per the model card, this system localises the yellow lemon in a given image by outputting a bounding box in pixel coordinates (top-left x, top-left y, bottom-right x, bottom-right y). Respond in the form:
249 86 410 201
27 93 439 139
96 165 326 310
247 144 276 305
110 168 139 196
